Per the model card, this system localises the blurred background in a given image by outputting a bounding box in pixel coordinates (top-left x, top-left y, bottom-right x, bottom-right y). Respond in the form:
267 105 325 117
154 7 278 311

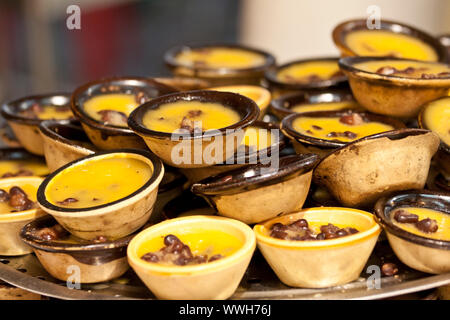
0 0 449 101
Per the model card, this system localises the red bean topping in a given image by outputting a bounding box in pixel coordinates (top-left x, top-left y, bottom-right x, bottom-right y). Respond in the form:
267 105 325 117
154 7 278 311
381 263 399 276
288 219 309 230
35 224 69 241
327 132 338 138
416 218 438 233
339 113 364 126
57 197 79 206
141 252 160 263
344 131 357 139
187 110 202 117
394 210 419 224
438 72 450 77
0 189 10 202
376 66 397 75
92 235 108 243
9 186 35 211
312 125 322 130
97 110 128 126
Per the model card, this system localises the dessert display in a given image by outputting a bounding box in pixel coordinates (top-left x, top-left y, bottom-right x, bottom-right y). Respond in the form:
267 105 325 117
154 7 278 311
164 44 276 86
1 93 72 155
37 150 164 240
339 56 450 118
265 57 347 97
128 90 259 168
70 77 176 150
127 215 256 300
332 19 447 62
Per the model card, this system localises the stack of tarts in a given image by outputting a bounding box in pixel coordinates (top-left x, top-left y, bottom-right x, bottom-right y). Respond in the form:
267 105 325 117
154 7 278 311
0 18 448 300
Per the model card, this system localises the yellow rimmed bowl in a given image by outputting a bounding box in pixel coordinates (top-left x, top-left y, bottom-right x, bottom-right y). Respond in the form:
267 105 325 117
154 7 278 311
37 149 164 240
127 215 256 300
0 176 46 256
254 207 381 288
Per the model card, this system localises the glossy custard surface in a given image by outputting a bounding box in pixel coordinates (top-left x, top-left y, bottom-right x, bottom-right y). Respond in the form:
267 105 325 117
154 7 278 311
291 101 361 113
276 61 341 83
0 184 37 213
83 93 139 126
137 229 243 264
0 160 49 178
21 105 73 120
143 101 241 133
422 97 450 145
242 126 275 151
46 155 152 209
345 30 438 61
175 47 266 69
292 116 394 142
354 60 450 78
391 207 450 241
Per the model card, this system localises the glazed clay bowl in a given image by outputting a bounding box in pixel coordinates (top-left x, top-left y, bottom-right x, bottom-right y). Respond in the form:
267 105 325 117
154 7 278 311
128 90 260 168
270 88 360 120
339 56 450 118
39 120 96 173
254 207 381 288
164 43 276 86
374 190 450 274
180 121 286 183
0 148 49 178
70 77 176 150
20 215 133 283
280 110 405 158
314 129 440 208
0 176 46 256
264 57 348 98
127 215 255 300
37 149 164 240
332 19 447 62
1 93 72 155
191 154 319 224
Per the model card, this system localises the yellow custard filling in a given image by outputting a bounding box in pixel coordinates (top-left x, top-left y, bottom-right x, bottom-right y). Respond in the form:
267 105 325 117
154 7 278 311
0 183 37 213
22 105 73 120
143 101 241 133
83 93 139 127
175 47 266 69
242 126 275 151
422 97 450 145
46 155 152 209
391 207 450 241
354 60 450 78
291 101 361 113
276 61 341 83
345 30 438 61
0 160 49 178
293 116 394 142
137 229 243 263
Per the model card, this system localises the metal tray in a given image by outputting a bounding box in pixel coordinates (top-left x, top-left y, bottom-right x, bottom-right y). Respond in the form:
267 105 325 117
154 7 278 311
0 239 449 300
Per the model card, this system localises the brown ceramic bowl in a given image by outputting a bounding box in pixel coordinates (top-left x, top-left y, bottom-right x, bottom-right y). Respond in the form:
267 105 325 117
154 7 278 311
20 215 134 283
374 190 450 274
191 154 319 224
0 148 49 178
164 43 276 86
264 57 348 98
280 110 405 158
70 77 177 150
269 88 360 120
180 121 286 183
1 93 73 155
314 129 440 208
128 90 260 168
332 19 447 62
339 56 450 118
39 120 96 173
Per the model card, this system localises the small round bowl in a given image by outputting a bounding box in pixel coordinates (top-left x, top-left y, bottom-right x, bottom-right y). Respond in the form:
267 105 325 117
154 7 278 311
128 90 260 168
164 43 276 86
264 57 348 97
418 97 450 178
0 176 46 256
191 154 319 224
0 148 49 178
374 190 450 274
339 56 450 118
39 120 96 173
207 85 271 120
70 77 177 150
1 93 72 155
37 149 164 240
314 129 440 208
280 110 405 158
332 19 447 62
127 215 256 300
270 88 360 120
180 121 286 183
254 207 381 288
20 215 134 283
